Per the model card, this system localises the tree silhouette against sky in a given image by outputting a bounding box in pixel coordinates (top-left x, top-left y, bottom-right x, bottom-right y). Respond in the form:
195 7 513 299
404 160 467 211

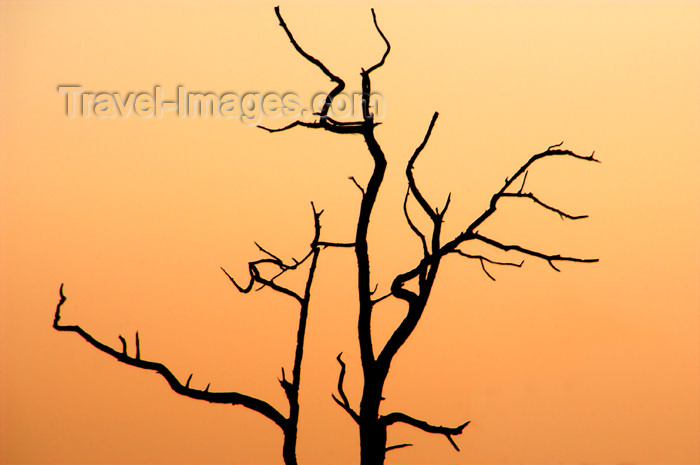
54 6 598 465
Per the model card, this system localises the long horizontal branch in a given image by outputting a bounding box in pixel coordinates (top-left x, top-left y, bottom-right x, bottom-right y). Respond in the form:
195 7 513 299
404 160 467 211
258 118 369 135
473 233 598 271
497 191 588 220
53 285 287 429
381 411 470 452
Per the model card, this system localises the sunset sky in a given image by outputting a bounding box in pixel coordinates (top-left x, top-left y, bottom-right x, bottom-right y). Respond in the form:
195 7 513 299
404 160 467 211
1 1 699 464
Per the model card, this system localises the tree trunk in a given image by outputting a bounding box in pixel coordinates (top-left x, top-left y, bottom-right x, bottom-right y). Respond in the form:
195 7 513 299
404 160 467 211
281 420 298 465
358 371 389 465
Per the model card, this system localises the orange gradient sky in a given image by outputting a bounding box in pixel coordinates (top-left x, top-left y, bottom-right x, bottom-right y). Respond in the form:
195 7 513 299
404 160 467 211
1 1 699 464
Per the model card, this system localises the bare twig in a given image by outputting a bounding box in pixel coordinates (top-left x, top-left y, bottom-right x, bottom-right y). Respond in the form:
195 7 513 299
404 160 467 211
403 188 429 256
273 6 344 119
386 443 412 452
331 353 359 423
365 9 391 75
349 176 366 196
381 412 470 452
406 112 440 222
453 250 524 281
371 292 392 305
498 192 588 220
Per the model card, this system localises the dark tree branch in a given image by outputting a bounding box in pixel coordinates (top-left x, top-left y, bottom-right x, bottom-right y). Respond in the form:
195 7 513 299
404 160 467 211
381 412 470 452
135 331 140 360
389 262 422 304
316 241 355 249
433 145 600 263
349 176 366 196
331 353 359 423
371 292 392 305
517 170 529 193
260 8 387 135
452 250 524 281
365 8 391 75
255 241 285 262
251 267 303 302
498 192 588 220
386 443 412 452
259 118 368 135
220 266 255 293
406 112 440 223
273 6 344 119
53 285 287 429
473 233 598 271
403 188 429 256
461 145 599 237
221 240 322 303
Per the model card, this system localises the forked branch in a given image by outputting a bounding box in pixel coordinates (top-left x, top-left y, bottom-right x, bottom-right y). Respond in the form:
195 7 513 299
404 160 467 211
435 144 599 265
331 353 359 423
381 412 470 452
273 6 343 119
453 249 524 281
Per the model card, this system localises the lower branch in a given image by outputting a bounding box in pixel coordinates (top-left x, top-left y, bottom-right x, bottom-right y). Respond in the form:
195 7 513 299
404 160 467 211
386 443 412 452
381 411 470 452
53 284 287 430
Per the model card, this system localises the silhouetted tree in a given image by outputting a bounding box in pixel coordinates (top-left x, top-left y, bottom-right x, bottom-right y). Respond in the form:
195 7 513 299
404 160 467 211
54 204 326 465
54 6 598 465
260 6 598 465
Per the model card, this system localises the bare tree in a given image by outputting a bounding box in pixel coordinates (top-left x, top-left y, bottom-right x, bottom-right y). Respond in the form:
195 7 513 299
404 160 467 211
54 204 328 465
54 6 598 465
261 6 598 465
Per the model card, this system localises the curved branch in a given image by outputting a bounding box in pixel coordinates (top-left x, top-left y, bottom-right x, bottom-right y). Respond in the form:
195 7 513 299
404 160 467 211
406 112 440 222
452 250 524 281
220 266 255 293
273 6 344 119
53 285 287 429
365 8 391 75
438 145 599 257
381 411 470 452
403 188 429 256
331 353 359 423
